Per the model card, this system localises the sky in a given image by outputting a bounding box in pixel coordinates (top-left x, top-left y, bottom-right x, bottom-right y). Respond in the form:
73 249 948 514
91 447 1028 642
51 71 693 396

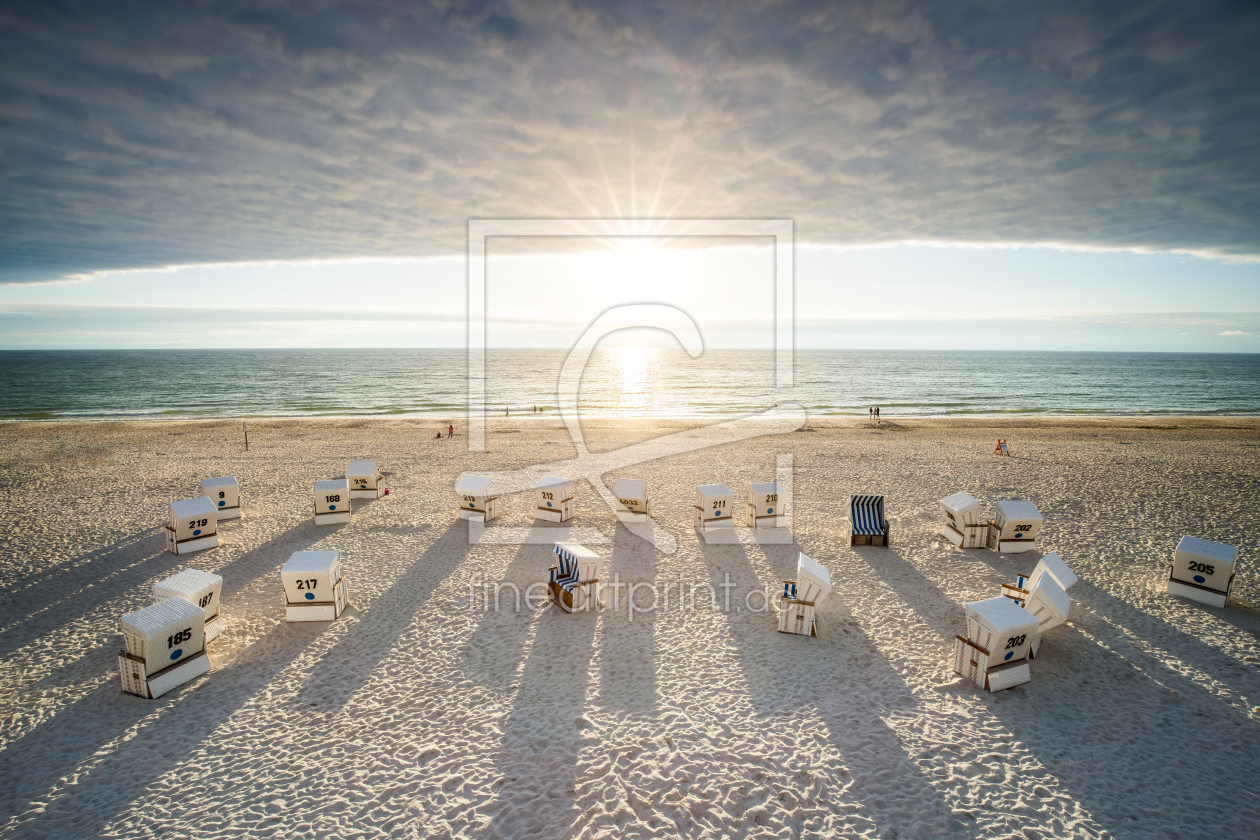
1 1 1259 351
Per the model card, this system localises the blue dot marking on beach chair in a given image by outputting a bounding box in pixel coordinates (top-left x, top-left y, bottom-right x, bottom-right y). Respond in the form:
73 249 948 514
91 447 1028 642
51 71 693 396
1004 651 1013 661
305 592 315 600
768 507 773 513
328 505 336 511
547 501 552 507
218 500 225 507
193 529 201 536
1195 574 1206 583
469 502 475 508
170 649 183 661
715 510 722 516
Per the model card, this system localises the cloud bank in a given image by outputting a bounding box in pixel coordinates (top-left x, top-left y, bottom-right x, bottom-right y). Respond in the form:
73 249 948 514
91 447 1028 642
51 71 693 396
2 0 1259 282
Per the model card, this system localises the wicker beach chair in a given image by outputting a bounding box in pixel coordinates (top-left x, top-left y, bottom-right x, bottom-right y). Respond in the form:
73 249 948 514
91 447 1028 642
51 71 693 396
849 494 889 547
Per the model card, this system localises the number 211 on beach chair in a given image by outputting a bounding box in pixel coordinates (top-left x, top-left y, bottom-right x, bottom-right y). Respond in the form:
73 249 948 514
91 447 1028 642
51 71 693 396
848 494 889 547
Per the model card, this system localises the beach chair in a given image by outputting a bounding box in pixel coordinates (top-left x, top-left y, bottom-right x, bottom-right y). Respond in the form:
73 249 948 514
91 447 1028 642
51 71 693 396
1000 552 1077 658
614 478 650 523
535 476 574 523
347 460 386 500
1168 536 1239 608
994 439 1011 456
153 568 225 642
1024 551 1078 593
455 475 498 522
283 550 350 622
118 598 210 699
548 542 600 613
778 552 831 636
986 500 1042 553
200 476 241 520
848 494 889 547
695 484 735 532
939 491 986 548
746 482 787 529
314 479 351 525
955 596 1037 692
164 496 221 555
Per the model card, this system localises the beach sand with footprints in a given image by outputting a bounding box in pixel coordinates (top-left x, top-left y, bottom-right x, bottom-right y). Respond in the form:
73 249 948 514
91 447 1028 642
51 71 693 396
0 416 1257 838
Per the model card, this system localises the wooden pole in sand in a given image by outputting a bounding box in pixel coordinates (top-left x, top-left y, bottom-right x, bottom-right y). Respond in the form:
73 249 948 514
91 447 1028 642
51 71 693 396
243 422 250 451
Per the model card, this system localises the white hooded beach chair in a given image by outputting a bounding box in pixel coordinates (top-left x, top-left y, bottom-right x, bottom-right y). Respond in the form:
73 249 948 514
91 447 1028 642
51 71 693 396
118 597 210 699
455 475 498 522
314 479 351 525
548 542 600 613
165 496 220 555
153 568 225 642
987 501 1042 553
535 476 574 523
779 552 831 636
1024 552 1078 593
614 478 650 523
695 484 735 531
1168 536 1239 608
746 482 787 529
956 596 1037 692
939 491 986 548
200 476 241 520
347 460 386 500
283 550 350 622
848 494 889 547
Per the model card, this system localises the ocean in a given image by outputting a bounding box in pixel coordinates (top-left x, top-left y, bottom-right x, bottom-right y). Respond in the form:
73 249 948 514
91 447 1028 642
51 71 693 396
0 349 1257 421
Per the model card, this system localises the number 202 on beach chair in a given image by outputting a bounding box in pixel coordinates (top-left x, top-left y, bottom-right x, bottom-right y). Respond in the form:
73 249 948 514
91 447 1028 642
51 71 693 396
548 543 600 613
848 494 889 547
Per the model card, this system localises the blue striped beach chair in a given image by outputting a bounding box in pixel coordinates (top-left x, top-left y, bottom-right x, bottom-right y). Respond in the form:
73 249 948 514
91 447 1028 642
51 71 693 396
849 494 889 547
548 542 601 613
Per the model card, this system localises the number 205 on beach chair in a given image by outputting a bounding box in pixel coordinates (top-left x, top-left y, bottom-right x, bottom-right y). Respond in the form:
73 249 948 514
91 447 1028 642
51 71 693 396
848 495 889 547
779 553 831 636
1168 536 1239 608
548 543 600 613
118 598 210 699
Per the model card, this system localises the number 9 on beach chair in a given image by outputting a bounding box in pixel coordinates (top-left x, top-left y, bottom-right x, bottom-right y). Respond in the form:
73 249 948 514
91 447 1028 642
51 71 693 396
779 552 831 636
548 543 600 613
848 494 889 547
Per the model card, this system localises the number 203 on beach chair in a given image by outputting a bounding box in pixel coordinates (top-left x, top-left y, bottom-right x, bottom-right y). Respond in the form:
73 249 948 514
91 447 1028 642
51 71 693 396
848 494 889 547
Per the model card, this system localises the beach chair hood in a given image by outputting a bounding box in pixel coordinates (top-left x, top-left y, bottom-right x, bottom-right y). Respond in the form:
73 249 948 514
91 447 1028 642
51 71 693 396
849 494 886 535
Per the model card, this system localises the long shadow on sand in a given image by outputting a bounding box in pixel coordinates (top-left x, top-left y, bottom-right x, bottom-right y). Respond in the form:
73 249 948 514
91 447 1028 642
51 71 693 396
695 538 970 839
291 520 466 712
1 621 318 836
594 522 662 715
482 605 598 839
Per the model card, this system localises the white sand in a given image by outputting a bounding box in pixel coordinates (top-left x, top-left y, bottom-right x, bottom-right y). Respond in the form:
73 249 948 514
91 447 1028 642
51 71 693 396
0 416 1257 838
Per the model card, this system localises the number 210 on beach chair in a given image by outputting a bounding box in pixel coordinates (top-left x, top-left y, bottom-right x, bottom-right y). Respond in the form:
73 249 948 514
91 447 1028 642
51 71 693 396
848 494 889 547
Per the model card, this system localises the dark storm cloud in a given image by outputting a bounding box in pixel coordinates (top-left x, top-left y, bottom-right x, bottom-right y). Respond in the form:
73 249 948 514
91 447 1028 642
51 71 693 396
2 0 1259 282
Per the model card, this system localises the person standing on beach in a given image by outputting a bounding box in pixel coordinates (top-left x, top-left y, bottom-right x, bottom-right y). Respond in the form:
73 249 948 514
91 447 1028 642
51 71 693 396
448 424 454 437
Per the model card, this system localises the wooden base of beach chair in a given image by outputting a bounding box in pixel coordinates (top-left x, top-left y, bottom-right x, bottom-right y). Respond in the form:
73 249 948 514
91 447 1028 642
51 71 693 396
215 506 242 521
119 650 210 699
204 612 224 643
164 529 220 555
778 599 816 636
985 527 1036 553
350 488 384 500
536 507 573 523
548 579 598 613
954 636 1030 692
941 523 986 548
849 531 888 547
1000 583 1029 603
286 577 349 622
314 511 351 526
1167 576 1231 608
615 510 649 524
458 508 497 522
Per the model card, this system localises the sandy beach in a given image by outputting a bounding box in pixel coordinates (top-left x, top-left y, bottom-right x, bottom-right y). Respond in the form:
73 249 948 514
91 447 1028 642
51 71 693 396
0 415 1257 839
